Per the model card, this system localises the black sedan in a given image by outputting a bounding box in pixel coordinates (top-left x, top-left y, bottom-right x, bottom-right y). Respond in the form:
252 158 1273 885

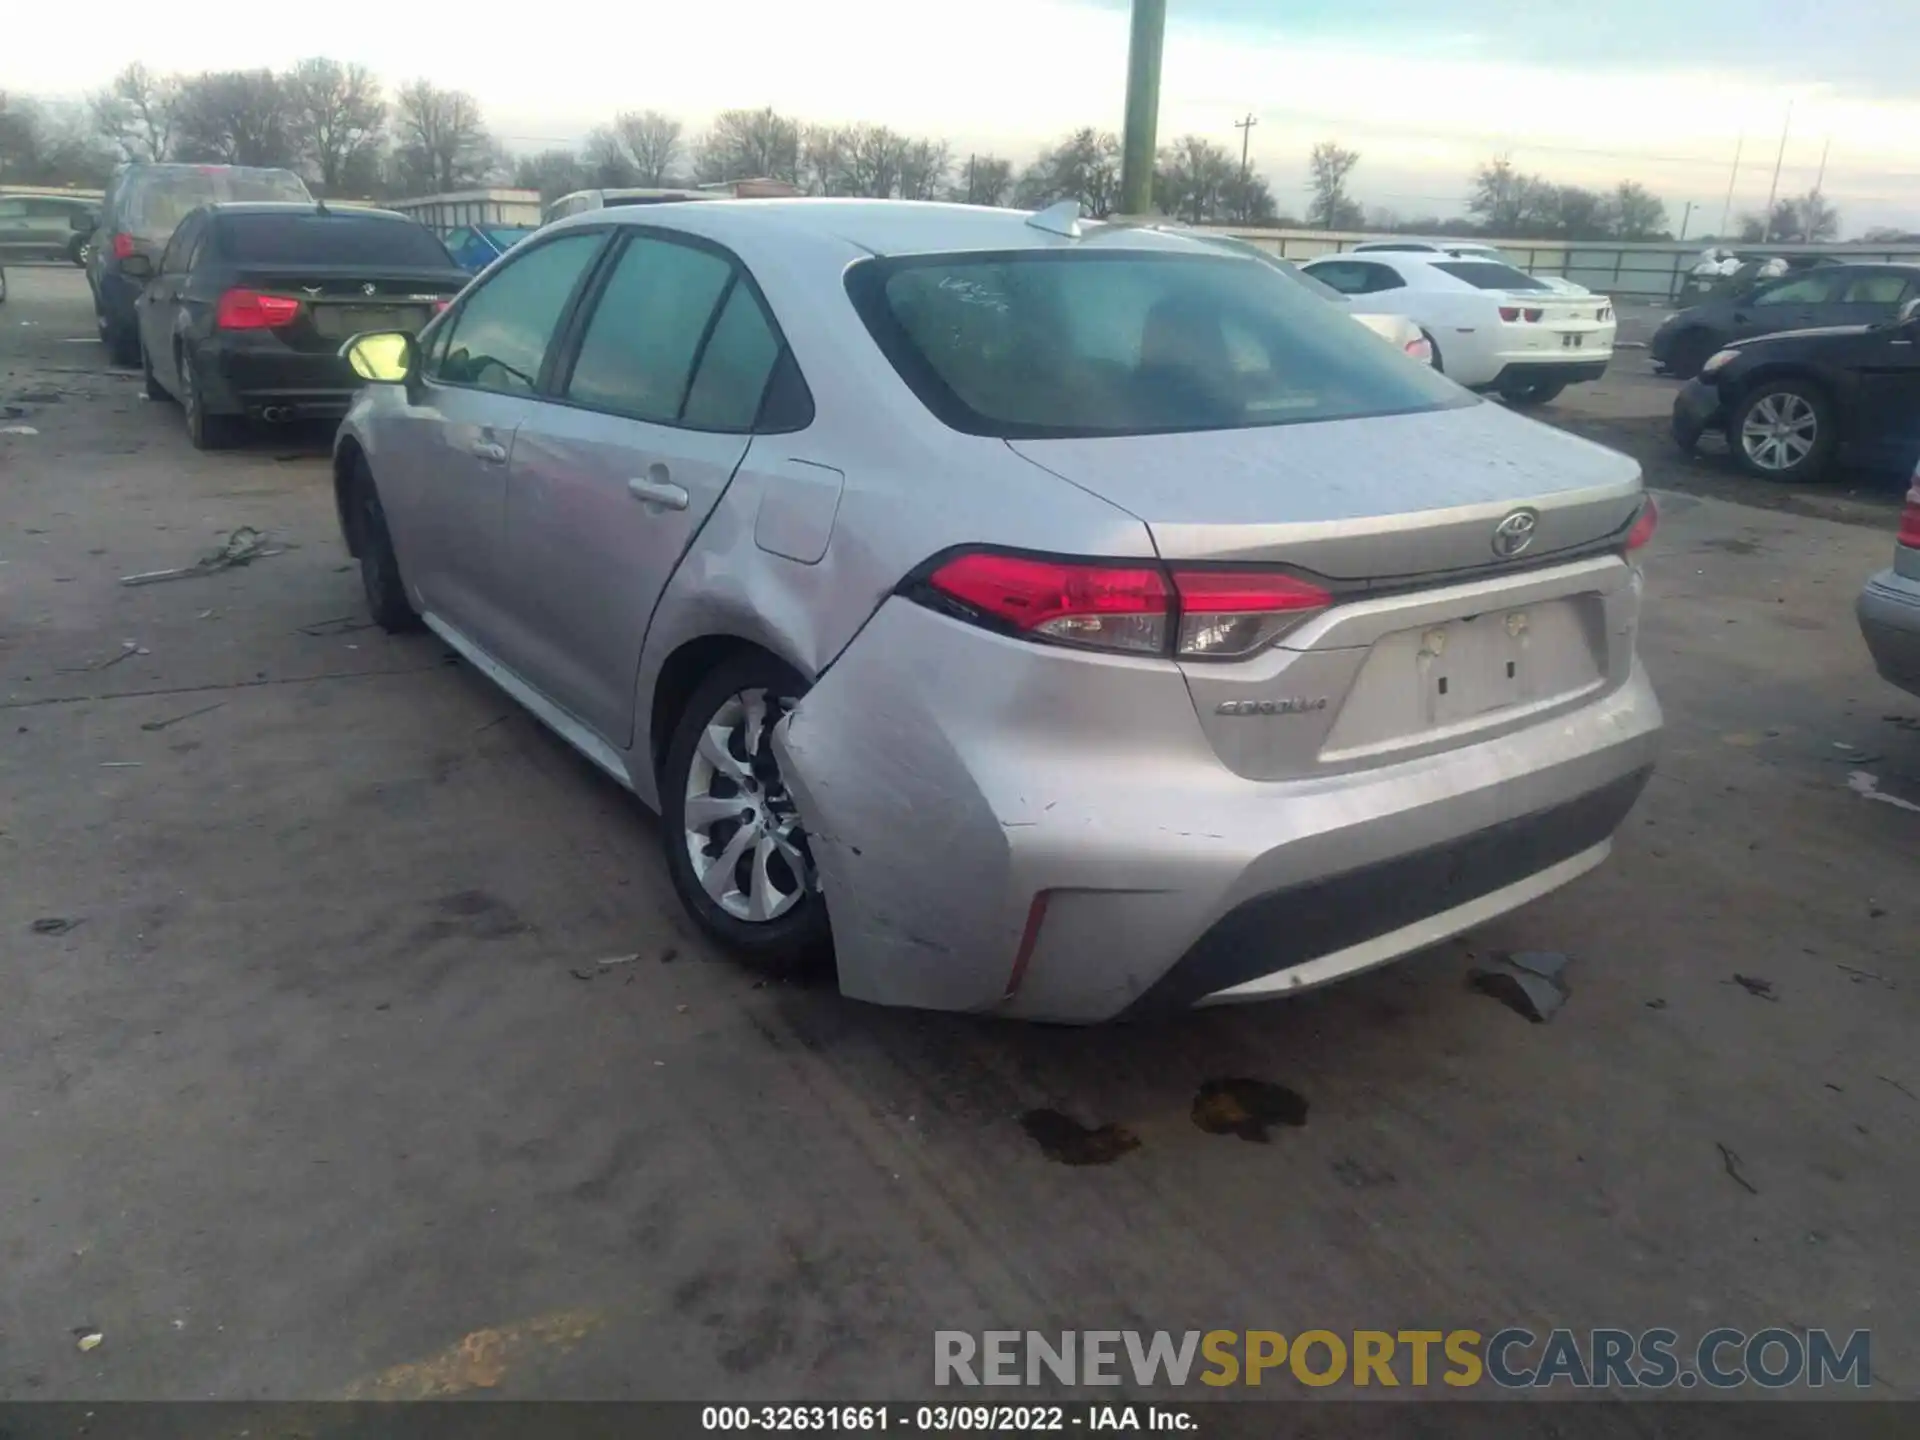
1651 263 1920 380
126 203 469 449
1670 299 1920 484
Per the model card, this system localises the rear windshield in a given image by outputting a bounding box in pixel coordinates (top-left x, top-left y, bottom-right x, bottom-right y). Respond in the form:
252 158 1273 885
846 249 1468 439
125 168 312 238
216 214 453 267
1431 261 1548 291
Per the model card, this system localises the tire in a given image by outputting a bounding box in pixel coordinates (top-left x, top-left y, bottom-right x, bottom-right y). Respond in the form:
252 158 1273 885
1422 329 1443 374
107 321 142 368
348 458 423 633
1670 409 1703 456
1665 330 1714 381
178 346 237 450
1730 380 1837 483
68 235 88 268
1499 377 1568 408
661 653 831 975
141 340 170 402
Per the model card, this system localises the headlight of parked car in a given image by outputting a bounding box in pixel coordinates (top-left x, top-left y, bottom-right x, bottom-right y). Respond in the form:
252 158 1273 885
1701 349 1740 376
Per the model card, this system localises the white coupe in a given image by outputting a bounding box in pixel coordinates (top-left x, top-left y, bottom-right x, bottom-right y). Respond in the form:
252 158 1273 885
1303 252 1616 405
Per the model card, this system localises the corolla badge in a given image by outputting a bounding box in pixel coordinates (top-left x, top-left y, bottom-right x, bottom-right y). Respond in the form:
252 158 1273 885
1216 697 1329 716
1491 508 1540 559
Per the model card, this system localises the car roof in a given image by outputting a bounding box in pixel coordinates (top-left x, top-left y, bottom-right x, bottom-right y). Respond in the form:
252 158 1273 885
203 202 415 221
565 199 1213 258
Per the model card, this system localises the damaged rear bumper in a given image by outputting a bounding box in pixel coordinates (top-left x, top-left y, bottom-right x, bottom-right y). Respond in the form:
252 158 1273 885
775 597 1662 1024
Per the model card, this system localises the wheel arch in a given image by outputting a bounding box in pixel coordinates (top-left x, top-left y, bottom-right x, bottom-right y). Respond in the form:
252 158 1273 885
1727 363 1841 420
648 633 806 786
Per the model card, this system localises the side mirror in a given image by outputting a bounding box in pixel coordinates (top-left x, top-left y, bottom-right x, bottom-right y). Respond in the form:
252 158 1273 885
1899 297 1920 333
119 254 153 280
341 330 419 384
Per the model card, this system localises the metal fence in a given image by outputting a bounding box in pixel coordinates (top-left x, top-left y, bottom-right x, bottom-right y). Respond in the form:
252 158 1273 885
1216 225 1920 305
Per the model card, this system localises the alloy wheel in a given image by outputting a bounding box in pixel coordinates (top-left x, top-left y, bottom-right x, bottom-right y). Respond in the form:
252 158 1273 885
1740 392 1818 472
682 688 813 923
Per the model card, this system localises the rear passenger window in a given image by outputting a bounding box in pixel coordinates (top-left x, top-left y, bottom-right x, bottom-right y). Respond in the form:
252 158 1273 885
566 236 733 422
1840 274 1911 306
682 283 782 430
435 232 601 394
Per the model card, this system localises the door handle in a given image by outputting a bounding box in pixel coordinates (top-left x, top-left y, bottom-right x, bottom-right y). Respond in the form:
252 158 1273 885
470 440 509 463
628 476 689 510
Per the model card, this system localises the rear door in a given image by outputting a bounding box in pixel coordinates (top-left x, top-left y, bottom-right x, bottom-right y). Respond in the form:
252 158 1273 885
496 229 780 744
1852 327 1920 472
135 208 207 390
391 230 607 648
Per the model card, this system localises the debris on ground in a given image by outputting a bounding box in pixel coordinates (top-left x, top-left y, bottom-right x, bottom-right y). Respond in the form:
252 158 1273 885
99 761 141 769
1019 1108 1141 1166
595 953 640 968
568 967 594 981
58 640 147 674
1191 1078 1309 1142
1846 770 1920 814
1716 1142 1758 1195
73 1329 104 1353
298 615 374 637
1881 1075 1918 1103
0 424 40 436
140 702 224 733
119 526 286 586
1835 963 1890 987
1468 949 1572 1022
30 917 82 935
1645 997 1668 1009
1730 973 1778 1001
1831 741 1884 765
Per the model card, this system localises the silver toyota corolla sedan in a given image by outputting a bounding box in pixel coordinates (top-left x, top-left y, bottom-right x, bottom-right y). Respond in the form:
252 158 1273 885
332 199 1662 1023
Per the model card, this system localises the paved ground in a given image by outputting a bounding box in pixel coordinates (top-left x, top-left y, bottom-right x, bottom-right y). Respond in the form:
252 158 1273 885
3 265 1917 1404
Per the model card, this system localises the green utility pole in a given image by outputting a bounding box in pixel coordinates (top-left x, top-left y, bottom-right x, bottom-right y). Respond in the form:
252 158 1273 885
1118 0 1167 216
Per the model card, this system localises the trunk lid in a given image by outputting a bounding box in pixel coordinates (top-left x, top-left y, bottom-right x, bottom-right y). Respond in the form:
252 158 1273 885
1009 401 1647 781
225 265 467 353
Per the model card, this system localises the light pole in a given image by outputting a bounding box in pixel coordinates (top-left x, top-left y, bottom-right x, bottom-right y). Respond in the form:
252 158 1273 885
1118 0 1167 216
1718 131 1744 238
1234 113 1258 180
1759 101 1793 244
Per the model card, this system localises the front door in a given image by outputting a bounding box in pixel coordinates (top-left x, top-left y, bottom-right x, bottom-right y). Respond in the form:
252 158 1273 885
395 229 608 648
499 231 786 745
1735 270 1845 340
1853 327 1920 473
135 210 206 390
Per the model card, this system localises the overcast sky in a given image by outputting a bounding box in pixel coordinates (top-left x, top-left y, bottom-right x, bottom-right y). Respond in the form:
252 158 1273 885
7 0 1920 232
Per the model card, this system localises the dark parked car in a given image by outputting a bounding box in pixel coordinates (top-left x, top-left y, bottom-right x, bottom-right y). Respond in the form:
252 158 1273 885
128 202 468 448
1652 263 1920 379
87 163 313 367
1670 297 1920 483
1856 463 1920 698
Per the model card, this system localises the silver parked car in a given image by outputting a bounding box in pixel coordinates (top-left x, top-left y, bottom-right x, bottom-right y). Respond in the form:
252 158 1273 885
332 200 1663 1023
1856 463 1920 697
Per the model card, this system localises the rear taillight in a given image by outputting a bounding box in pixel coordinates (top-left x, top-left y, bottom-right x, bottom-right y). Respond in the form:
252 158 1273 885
1171 569 1332 659
1897 477 1920 550
1499 306 1521 322
432 299 451 313
216 289 302 331
1405 335 1433 364
1522 307 1544 323
1626 496 1659 552
1597 305 1613 322
927 552 1170 655
111 233 134 260
922 551 1332 660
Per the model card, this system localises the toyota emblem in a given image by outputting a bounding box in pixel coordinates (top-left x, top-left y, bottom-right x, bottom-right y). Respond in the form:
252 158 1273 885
1491 508 1539 559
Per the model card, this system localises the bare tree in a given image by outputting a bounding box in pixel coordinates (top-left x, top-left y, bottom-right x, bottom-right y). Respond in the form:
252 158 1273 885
610 110 682 186
1607 180 1668 240
284 58 384 194
90 63 180 162
174 71 296 168
1221 170 1279 225
897 137 951 201
1468 156 1553 235
840 123 907 198
515 147 590 202
392 80 492 194
801 124 851 195
695 107 800 185
1014 128 1121 217
950 154 1012 206
1156 135 1236 223
582 129 638 187
1306 141 1361 230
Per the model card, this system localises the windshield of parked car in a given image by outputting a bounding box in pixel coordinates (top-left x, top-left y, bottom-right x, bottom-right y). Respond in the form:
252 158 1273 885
126 169 313 239
1430 261 1549 292
847 249 1470 439
215 213 454 267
